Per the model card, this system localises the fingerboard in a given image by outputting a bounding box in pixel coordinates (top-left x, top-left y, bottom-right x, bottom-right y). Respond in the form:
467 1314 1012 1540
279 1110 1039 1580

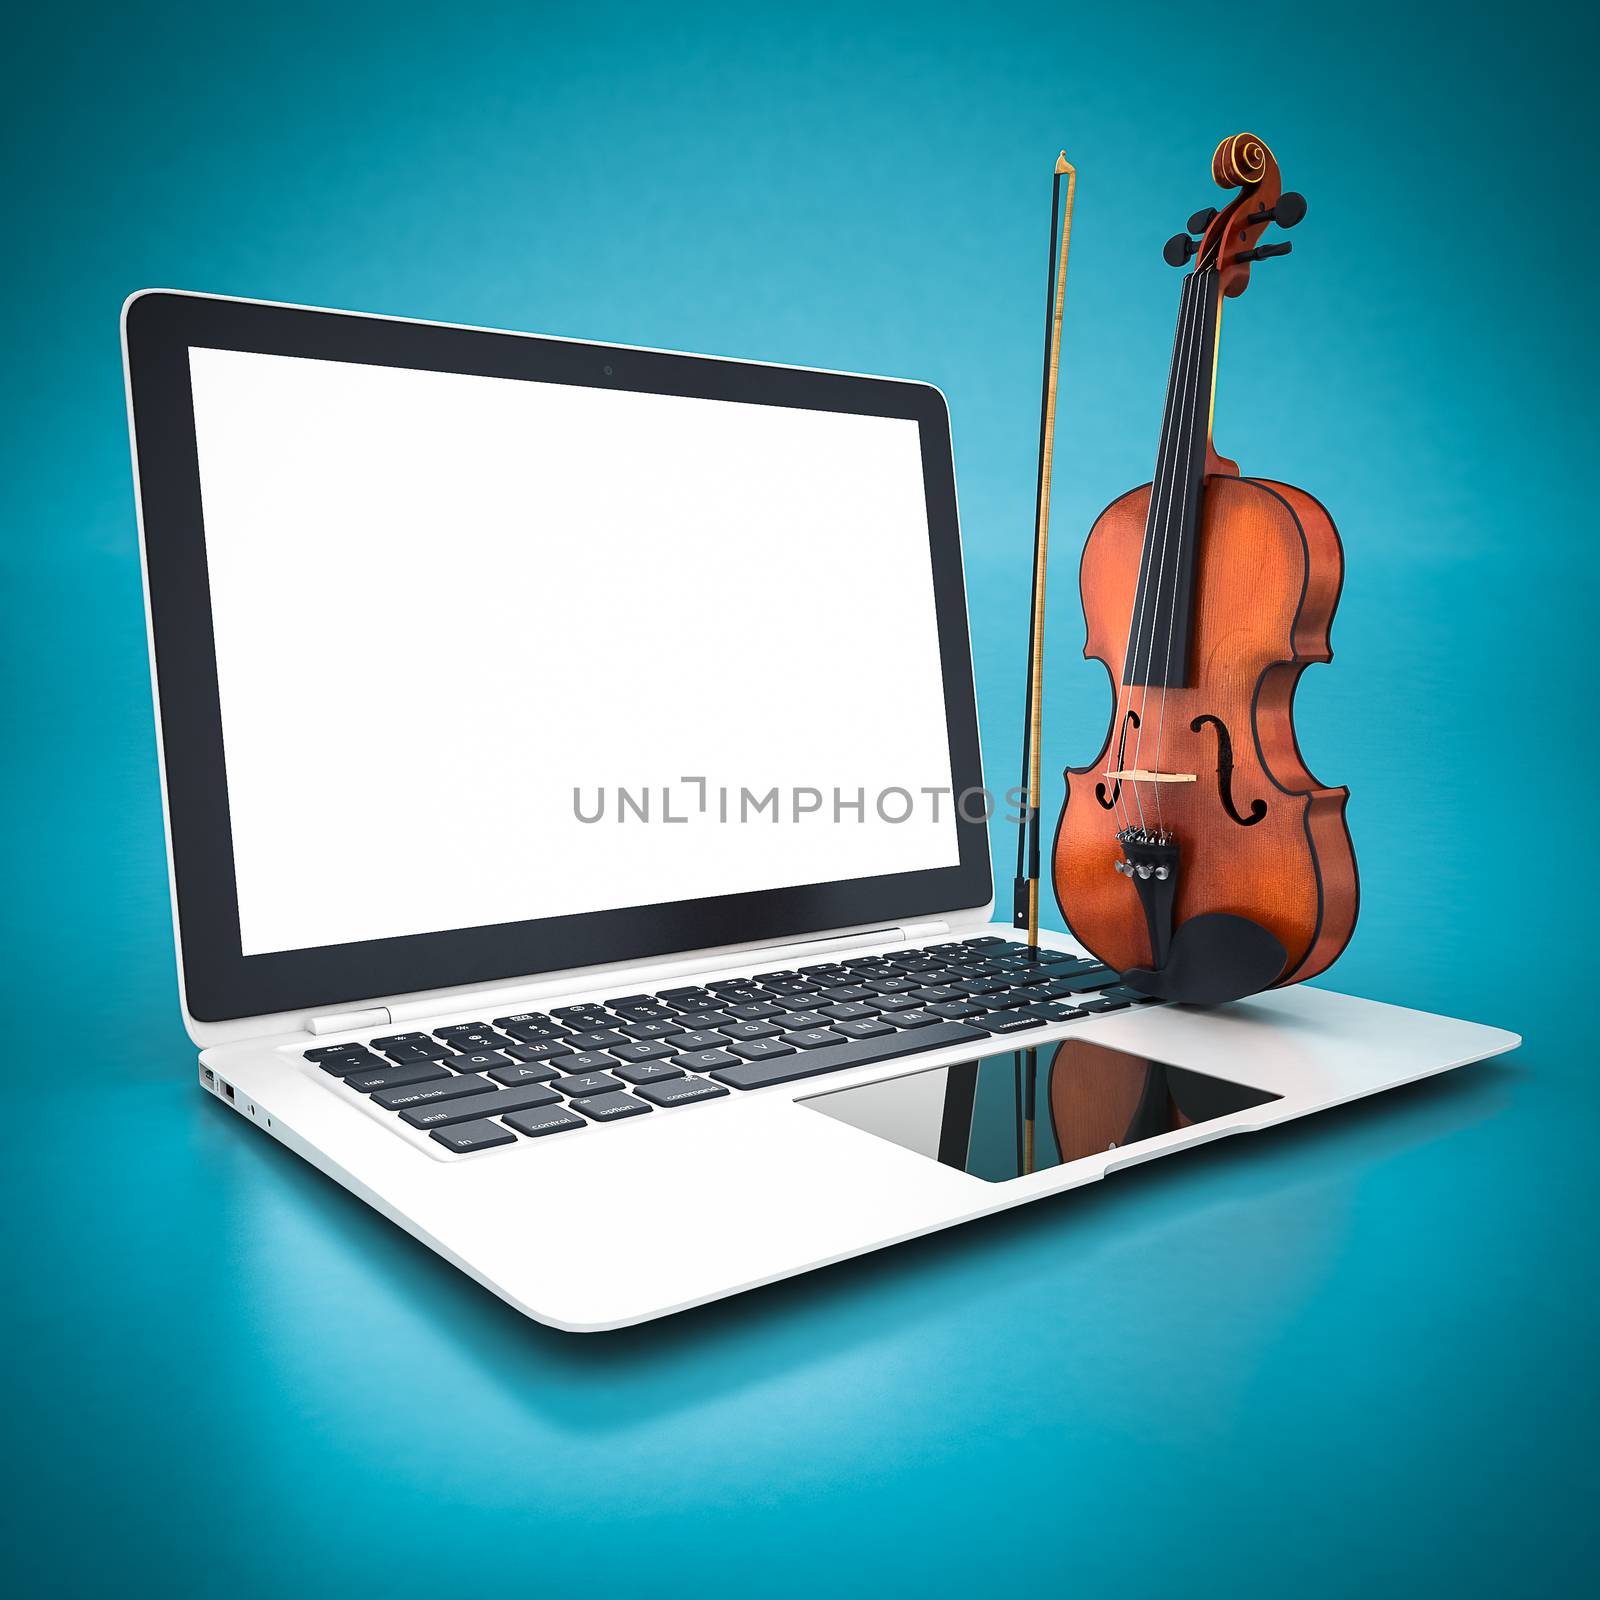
1121 268 1220 688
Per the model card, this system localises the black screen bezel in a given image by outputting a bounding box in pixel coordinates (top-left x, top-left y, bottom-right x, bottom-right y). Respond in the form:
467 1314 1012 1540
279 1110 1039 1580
125 291 991 1022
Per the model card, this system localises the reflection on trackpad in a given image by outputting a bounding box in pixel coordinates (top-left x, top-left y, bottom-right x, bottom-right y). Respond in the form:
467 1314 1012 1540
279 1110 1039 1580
801 1038 1280 1183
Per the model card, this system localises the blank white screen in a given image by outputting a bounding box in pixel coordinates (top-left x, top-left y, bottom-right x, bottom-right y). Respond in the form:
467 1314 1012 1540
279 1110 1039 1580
187 346 960 956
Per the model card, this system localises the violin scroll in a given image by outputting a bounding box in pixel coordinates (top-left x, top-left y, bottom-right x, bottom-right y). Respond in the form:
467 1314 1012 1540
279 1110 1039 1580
1164 131 1306 300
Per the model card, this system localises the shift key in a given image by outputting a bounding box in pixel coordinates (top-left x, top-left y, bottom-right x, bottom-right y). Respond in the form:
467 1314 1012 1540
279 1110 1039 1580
400 1082 560 1129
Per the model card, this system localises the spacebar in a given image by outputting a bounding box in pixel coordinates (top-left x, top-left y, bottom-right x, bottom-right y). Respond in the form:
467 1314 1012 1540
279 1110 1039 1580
709 1022 991 1090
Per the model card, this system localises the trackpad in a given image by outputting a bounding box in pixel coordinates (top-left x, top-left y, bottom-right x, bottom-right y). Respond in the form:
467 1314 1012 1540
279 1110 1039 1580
802 1038 1280 1182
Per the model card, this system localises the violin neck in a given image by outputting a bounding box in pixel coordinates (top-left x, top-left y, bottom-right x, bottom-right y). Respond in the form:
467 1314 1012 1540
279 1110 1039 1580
1121 268 1225 689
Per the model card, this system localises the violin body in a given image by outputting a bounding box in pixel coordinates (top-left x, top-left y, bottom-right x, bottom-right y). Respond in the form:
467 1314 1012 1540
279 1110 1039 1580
1049 134 1357 999
1053 473 1357 982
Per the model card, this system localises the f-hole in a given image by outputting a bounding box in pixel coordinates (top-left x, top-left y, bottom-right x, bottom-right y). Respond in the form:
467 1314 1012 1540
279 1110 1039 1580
1190 713 1267 826
1096 709 1140 809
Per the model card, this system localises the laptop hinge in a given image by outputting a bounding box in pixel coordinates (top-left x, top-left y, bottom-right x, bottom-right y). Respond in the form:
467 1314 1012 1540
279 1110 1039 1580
307 1004 393 1036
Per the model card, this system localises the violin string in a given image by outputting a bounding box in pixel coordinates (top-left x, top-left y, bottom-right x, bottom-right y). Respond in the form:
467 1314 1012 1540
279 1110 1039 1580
1124 268 1203 835
1131 268 1204 831
1151 267 1214 812
1107 270 1196 838
1107 272 1194 835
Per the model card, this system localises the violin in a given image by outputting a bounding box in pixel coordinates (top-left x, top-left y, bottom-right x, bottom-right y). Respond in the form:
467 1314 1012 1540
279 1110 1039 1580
1049 134 1358 1004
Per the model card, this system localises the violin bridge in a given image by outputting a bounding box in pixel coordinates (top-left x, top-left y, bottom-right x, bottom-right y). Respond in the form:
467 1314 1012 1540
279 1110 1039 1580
1105 769 1197 783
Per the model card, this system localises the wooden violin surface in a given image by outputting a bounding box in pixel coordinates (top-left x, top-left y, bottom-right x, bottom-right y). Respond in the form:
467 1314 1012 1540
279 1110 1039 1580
1052 474 1357 983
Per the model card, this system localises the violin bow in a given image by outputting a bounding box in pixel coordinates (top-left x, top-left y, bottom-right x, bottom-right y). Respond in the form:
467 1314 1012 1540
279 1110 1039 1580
1014 153 1075 1177
1014 151 1076 952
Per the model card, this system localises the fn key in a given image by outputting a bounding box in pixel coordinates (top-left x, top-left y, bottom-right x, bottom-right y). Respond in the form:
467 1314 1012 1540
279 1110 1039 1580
429 1119 516 1154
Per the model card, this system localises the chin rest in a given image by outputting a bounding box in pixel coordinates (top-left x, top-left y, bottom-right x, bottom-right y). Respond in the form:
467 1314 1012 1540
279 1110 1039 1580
1120 911 1288 1006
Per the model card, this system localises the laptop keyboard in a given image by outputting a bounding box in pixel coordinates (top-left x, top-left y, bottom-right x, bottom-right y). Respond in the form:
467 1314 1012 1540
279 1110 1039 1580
303 937 1158 1155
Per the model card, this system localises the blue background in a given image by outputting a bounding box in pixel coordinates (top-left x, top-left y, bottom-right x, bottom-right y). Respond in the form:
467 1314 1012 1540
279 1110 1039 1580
5 1 1595 1593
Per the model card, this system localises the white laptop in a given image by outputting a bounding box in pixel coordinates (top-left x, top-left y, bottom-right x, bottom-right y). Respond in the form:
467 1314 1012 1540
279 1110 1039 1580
123 289 1518 1331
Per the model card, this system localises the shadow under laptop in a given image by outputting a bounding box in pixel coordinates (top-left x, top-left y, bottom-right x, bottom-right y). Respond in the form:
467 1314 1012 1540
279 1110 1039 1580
216 1053 1515 1431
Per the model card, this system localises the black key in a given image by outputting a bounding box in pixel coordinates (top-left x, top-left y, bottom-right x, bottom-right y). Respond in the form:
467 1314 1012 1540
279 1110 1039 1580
611 1059 685 1086
776 1010 828 1030
498 1021 565 1045
672 1011 732 1031
832 1018 896 1039
565 1028 629 1050
864 977 920 994
504 1040 569 1064
634 1078 730 1109
1019 1002 1087 1022
820 1002 877 1022
718 1019 781 1041
780 1028 847 1049
376 1039 452 1063
401 1082 561 1128
667 1030 726 1052
434 1021 495 1042
909 986 961 1004
552 1004 610 1019
612 1005 680 1024
672 1049 742 1072
1054 968 1118 993
1031 979 1087 1001
572 1092 651 1122
754 970 798 982
708 980 763 995
982 1010 1048 1034
892 1009 945 1029
504 1105 587 1138
437 1030 509 1053
606 995 655 1008
310 1049 386 1077
712 1021 989 1091
658 985 714 1001
441 1050 516 1073
345 1061 449 1093
798 963 846 977
609 1040 675 1063
621 1020 678 1041
305 1043 371 1062
963 935 1007 947
1079 996 1134 1013
758 972 812 998
1097 985 1160 1004
1009 967 1057 988
373 1073 496 1110
927 1001 986 1021
819 985 875 1003
953 976 1013 996
371 1031 438 1051
724 1001 784 1021
429 1119 517 1153
550 1071 624 1098
868 993 920 1013
493 1012 556 1030
489 1061 563 1086
728 1038 796 1061
548 1051 618 1074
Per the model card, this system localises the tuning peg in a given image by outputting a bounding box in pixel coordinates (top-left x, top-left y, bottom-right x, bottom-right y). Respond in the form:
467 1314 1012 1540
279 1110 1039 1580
1163 232 1199 267
1187 206 1218 234
1232 240 1293 264
1244 191 1308 230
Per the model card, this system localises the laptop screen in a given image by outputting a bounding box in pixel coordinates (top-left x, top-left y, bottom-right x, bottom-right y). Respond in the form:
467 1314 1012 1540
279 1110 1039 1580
126 293 989 1021
187 346 959 957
